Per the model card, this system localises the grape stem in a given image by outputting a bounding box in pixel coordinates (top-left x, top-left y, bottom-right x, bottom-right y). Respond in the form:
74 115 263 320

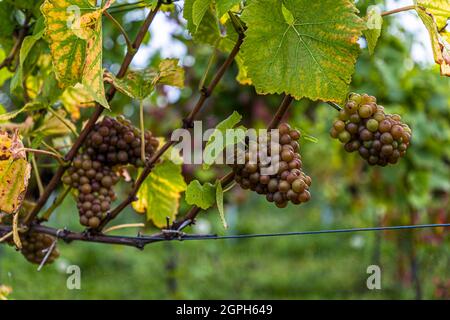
327 101 343 111
104 10 133 53
24 1 163 225
381 5 419 17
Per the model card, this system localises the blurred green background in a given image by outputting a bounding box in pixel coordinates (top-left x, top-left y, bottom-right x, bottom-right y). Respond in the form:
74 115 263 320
0 0 449 299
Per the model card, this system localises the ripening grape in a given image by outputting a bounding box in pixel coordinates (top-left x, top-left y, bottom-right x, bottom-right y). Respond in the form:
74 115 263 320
63 117 160 228
330 93 411 166
231 123 312 208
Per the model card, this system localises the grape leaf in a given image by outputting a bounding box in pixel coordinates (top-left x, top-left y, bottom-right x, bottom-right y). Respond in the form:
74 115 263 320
0 49 13 87
32 109 77 137
185 180 216 209
415 0 450 76
0 102 47 122
363 6 383 55
132 160 187 228
216 181 227 228
60 86 96 120
184 1 250 85
240 0 364 103
184 0 221 45
41 0 114 108
203 111 246 169
10 18 45 94
216 0 241 19
0 131 31 215
104 59 184 99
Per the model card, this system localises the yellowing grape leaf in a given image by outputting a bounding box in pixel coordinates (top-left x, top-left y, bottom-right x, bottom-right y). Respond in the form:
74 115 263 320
60 86 96 120
185 180 216 209
415 1 450 76
240 0 364 103
32 109 77 136
41 0 114 108
104 59 184 99
0 285 12 300
364 6 383 55
132 160 187 228
0 131 31 214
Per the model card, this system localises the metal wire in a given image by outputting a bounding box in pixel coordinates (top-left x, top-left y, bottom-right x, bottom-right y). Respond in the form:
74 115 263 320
148 223 450 242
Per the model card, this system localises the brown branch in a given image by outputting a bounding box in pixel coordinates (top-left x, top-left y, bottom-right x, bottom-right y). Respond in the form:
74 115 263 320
171 95 295 231
267 95 294 130
381 5 417 17
24 2 163 225
98 32 246 230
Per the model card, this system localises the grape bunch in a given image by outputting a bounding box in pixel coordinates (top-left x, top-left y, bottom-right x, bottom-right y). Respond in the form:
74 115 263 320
15 232 59 265
84 116 159 167
63 154 119 228
231 123 311 208
330 93 412 166
63 116 159 228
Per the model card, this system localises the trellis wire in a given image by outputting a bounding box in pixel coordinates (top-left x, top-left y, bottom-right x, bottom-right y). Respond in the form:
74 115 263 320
148 223 450 242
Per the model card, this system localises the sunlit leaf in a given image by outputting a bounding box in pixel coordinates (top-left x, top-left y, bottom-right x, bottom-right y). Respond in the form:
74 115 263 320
240 0 364 103
363 5 383 55
41 0 114 107
132 160 187 228
104 59 184 99
185 179 216 209
60 86 96 120
0 131 31 214
415 1 450 76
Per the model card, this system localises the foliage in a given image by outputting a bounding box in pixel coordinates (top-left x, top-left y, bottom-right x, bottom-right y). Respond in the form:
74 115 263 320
0 0 449 300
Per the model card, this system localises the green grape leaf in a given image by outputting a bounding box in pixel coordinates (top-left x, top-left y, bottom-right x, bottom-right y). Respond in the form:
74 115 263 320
216 0 241 19
0 1 16 40
132 160 187 228
0 49 13 86
104 59 184 99
184 0 221 45
203 111 246 169
216 181 227 228
240 0 364 103
41 0 113 108
0 102 47 122
192 0 211 28
415 1 450 76
0 131 31 215
363 6 383 55
10 19 45 94
185 179 216 210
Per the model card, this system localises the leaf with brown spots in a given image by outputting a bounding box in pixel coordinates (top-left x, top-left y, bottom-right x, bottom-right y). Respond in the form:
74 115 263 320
0 130 31 214
41 0 114 108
